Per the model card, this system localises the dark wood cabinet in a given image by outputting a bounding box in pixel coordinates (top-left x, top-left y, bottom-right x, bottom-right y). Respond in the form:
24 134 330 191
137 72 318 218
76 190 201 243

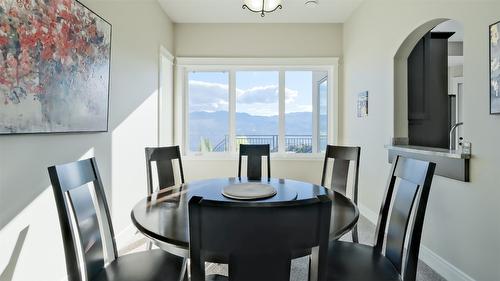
408 32 454 149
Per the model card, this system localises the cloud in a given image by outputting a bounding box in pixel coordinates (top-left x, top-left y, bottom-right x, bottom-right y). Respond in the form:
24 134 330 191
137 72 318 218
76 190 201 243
189 80 229 112
188 80 303 115
284 89 299 103
236 85 298 104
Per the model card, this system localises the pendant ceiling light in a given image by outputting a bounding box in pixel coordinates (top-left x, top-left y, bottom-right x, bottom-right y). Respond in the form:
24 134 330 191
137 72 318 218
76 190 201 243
242 0 283 17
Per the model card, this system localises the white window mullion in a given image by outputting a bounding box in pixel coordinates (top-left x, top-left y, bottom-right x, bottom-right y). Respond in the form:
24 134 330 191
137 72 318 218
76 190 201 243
184 69 191 154
229 70 237 154
312 78 319 154
278 71 286 154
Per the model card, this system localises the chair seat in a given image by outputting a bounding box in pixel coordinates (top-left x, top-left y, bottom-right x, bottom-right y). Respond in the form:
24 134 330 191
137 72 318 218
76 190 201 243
327 241 402 281
94 249 185 281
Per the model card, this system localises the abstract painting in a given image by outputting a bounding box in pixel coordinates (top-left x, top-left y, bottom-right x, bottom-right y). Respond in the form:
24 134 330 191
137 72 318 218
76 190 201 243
357 91 368 118
490 21 500 114
0 0 111 134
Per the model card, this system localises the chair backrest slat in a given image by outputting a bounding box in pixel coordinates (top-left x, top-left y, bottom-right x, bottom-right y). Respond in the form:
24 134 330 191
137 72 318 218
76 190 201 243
66 184 105 279
48 158 117 281
145 146 185 195
385 179 419 273
330 159 350 193
238 144 271 180
189 195 332 281
373 156 435 281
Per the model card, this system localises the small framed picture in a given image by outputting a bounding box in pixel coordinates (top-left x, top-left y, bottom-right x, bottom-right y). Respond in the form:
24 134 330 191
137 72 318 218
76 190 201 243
490 21 500 114
357 91 368 118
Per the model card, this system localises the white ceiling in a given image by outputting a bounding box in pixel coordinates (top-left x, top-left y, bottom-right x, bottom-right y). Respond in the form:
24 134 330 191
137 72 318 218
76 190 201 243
158 0 365 23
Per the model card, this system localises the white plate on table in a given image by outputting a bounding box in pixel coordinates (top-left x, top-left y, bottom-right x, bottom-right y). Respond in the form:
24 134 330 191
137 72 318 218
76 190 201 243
222 183 277 200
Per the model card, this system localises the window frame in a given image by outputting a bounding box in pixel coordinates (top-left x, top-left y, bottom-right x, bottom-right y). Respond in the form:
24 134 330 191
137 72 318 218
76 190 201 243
174 57 339 160
317 76 329 153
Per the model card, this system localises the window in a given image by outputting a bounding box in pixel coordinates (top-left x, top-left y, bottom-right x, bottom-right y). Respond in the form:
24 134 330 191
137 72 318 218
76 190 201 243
178 58 338 156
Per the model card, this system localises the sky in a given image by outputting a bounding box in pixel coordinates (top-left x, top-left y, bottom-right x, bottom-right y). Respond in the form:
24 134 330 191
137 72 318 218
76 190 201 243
188 71 322 116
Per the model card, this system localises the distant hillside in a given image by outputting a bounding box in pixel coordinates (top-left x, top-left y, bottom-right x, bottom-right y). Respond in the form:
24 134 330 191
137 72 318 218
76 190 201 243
189 111 325 151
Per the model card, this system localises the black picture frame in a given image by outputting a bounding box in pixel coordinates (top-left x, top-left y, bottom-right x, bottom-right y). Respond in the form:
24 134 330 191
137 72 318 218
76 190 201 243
489 20 500 114
0 0 112 135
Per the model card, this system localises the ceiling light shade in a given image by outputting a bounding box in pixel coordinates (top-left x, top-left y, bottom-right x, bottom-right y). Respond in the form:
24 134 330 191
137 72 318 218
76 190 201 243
305 0 319 6
243 0 283 17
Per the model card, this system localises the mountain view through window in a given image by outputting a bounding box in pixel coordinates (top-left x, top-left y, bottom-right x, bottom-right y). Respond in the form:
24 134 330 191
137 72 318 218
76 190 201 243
188 70 329 153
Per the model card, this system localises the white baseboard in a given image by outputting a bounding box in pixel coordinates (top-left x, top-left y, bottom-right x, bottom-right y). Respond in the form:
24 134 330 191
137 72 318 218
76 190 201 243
358 203 475 281
419 245 475 281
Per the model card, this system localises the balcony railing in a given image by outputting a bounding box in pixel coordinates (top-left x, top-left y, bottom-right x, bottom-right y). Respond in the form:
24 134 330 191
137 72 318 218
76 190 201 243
211 135 328 153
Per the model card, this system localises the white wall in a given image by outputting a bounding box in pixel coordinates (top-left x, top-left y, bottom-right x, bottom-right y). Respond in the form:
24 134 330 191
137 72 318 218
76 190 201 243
183 158 324 185
449 65 464 93
174 23 343 57
0 1 174 280
174 23 343 184
342 1 500 280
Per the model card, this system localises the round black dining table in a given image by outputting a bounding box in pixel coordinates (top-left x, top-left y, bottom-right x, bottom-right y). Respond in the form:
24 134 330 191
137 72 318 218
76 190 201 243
131 177 359 258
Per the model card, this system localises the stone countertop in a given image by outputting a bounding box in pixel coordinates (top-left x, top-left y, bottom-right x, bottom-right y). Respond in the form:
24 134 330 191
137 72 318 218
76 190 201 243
384 144 471 160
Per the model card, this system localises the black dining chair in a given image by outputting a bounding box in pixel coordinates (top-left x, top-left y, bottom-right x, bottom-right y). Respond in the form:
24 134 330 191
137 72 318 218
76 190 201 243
321 145 361 242
326 156 436 281
238 144 271 181
145 146 185 249
145 145 185 196
189 195 332 281
48 158 185 281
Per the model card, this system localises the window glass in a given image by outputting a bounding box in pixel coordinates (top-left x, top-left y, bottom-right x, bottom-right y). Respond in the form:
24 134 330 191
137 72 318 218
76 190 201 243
188 71 229 152
235 71 279 152
285 71 313 153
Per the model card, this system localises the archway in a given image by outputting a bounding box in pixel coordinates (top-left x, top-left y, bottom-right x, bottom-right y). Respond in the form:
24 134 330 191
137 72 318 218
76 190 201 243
393 18 464 145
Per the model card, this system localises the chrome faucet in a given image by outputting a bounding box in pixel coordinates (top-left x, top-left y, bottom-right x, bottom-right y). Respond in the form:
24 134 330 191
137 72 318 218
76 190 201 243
449 122 463 150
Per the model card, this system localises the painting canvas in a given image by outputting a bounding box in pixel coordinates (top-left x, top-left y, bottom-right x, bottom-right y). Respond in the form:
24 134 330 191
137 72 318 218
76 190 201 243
0 0 111 134
490 21 500 114
357 91 368 118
